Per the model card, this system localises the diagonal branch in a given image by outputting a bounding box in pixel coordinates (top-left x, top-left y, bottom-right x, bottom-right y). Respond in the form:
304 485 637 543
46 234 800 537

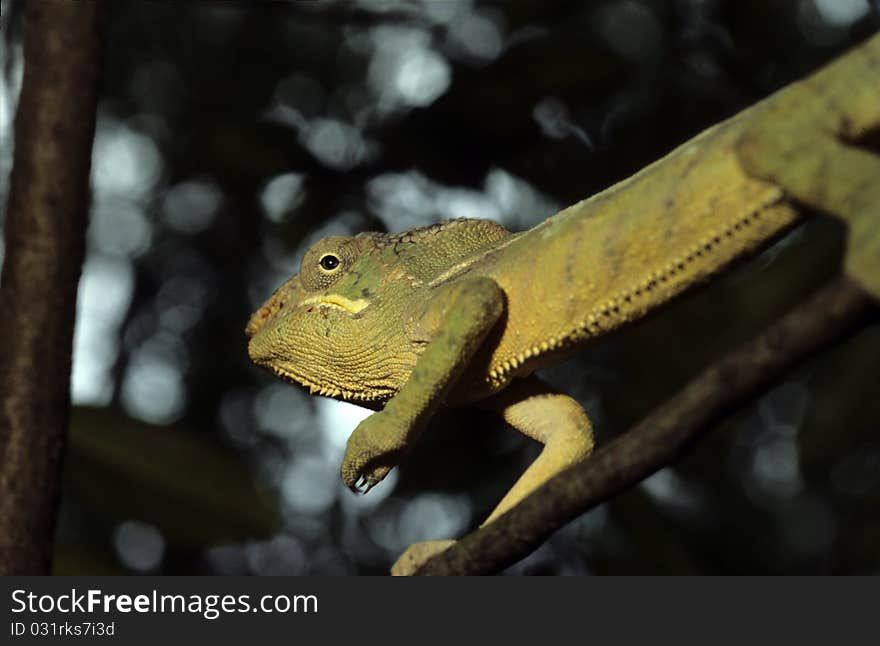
0 0 105 575
409 276 875 575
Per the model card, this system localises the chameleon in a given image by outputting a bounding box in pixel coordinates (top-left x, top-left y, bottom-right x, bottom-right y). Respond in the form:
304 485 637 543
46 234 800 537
246 32 880 575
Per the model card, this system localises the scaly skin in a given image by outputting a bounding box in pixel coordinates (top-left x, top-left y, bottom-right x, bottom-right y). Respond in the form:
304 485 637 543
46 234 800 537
247 33 880 574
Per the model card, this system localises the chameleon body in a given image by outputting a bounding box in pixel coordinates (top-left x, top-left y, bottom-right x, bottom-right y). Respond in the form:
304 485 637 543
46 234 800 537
246 34 880 574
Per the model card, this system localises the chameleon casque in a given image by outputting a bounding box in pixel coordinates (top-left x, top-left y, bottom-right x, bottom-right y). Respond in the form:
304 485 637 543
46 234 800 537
246 33 880 574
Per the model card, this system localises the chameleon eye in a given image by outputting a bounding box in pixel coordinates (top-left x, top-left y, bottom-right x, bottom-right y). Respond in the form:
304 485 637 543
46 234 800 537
319 254 340 271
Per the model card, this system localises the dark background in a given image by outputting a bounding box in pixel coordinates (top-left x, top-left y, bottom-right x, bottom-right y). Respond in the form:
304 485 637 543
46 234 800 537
1 0 878 575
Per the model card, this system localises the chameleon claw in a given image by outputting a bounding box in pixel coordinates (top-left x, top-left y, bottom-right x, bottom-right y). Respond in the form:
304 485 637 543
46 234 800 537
348 466 391 495
346 475 363 494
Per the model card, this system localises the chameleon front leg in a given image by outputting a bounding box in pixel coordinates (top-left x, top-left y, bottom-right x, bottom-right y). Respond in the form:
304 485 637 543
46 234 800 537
391 376 594 575
340 276 505 492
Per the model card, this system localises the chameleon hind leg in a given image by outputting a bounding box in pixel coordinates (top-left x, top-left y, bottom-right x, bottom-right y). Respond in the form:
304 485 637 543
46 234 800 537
391 376 594 575
737 96 880 295
739 129 880 295
478 376 595 523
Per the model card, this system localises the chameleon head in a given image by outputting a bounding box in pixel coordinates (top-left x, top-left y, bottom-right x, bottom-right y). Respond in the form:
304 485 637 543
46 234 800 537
246 234 416 404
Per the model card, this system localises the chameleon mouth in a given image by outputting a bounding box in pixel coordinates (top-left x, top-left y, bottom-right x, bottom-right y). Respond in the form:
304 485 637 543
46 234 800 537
265 362 390 403
299 294 370 315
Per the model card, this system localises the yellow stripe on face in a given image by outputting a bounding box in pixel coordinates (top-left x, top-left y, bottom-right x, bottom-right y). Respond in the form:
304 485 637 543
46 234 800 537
300 293 371 314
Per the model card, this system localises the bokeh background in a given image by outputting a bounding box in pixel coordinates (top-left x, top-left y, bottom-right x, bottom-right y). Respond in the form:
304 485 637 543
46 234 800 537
1 0 879 575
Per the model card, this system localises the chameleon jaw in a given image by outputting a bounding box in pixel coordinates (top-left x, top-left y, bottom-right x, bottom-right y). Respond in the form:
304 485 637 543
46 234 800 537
265 361 392 404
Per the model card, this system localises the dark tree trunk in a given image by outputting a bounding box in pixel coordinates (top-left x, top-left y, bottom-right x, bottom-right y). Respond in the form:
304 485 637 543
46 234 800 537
0 0 105 575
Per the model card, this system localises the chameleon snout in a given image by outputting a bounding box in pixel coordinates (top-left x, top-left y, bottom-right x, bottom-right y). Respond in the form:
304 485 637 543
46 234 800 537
246 332 271 366
246 322 289 368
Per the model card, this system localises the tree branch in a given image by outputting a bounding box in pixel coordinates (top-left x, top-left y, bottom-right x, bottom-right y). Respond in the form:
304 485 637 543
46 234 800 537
410 277 875 575
0 0 105 575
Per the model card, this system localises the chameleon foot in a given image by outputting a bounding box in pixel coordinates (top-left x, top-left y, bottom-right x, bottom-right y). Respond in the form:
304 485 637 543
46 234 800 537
341 411 406 493
391 539 456 576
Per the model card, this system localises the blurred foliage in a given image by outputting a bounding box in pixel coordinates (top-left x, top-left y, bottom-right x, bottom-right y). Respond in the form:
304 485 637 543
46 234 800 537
64 407 279 546
1 0 878 574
